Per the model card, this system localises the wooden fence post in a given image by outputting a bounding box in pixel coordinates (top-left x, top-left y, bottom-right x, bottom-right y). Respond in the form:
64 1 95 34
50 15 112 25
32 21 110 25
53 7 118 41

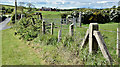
117 28 120 58
51 23 54 35
42 20 45 34
89 23 99 53
58 30 62 42
79 12 82 27
69 24 74 36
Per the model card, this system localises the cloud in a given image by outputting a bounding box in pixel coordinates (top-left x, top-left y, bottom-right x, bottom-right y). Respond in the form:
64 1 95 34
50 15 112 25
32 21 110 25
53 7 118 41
0 0 119 9
96 1 108 3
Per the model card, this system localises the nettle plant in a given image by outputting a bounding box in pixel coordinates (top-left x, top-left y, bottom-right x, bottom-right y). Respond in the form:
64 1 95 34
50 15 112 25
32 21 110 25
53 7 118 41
14 17 42 41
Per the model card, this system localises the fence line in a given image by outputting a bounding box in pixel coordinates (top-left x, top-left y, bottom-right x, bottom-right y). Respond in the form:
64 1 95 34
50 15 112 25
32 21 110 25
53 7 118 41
43 18 117 33
45 22 117 33
42 19 119 61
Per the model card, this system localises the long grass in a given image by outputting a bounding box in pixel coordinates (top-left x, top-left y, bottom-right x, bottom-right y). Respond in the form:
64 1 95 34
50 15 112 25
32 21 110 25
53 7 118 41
32 22 120 65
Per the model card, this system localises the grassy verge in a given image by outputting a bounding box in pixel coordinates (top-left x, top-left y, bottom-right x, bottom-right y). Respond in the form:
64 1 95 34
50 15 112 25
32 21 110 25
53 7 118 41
2 29 46 65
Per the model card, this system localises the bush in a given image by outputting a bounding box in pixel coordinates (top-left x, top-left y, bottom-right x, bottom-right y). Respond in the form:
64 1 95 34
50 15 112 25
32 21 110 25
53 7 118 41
82 11 110 24
11 8 14 12
9 12 32 24
2 7 5 10
109 9 120 22
61 12 71 18
15 17 42 41
6 8 13 13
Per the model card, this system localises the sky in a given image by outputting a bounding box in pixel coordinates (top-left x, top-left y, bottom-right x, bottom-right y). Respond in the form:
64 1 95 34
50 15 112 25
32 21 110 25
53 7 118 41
0 0 120 9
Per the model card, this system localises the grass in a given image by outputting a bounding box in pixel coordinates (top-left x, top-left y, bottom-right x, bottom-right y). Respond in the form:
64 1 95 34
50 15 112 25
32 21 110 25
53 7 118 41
1 29 47 65
32 11 61 25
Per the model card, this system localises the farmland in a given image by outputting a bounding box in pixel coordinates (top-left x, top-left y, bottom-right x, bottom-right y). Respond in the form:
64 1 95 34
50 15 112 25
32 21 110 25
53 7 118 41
1 4 120 65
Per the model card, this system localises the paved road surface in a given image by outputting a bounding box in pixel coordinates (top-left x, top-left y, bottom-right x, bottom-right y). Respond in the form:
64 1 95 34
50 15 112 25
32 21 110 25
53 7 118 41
0 18 11 31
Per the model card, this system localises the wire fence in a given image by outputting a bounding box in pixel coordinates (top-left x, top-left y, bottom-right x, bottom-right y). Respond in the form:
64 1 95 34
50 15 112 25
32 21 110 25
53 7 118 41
43 17 119 51
41 16 120 60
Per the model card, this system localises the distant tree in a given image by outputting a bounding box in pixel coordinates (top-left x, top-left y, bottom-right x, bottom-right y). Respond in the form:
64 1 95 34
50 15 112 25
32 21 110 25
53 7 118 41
118 6 120 11
112 5 116 9
27 3 32 8
26 3 35 12
18 2 25 13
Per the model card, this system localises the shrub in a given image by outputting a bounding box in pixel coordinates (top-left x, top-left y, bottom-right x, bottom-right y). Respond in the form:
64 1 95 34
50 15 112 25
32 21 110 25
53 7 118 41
6 8 12 13
9 12 32 24
82 11 110 24
2 7 5 10
15 17 42 41
60 12 71 18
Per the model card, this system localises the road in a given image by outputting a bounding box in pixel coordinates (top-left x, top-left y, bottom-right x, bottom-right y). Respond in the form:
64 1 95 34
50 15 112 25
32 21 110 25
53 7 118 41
0 18 11 31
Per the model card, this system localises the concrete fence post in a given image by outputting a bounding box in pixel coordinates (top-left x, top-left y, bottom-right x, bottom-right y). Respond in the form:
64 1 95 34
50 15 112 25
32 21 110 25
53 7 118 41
32 18 35 24
39 13 43 20
89 23 99 53
79 12 82 27
21 14 25 19
69 24 74 36
42 20 45 34
81 23 113 63
117 28 120 58
51 22 54 35
93 31 113 62
58 30 62 42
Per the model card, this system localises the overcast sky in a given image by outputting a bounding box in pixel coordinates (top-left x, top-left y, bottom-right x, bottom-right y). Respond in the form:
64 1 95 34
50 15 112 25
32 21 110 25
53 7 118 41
0 0 120 9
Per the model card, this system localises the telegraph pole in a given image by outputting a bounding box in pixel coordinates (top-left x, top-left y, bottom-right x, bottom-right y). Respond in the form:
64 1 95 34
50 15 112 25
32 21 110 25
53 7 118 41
15 0 17 22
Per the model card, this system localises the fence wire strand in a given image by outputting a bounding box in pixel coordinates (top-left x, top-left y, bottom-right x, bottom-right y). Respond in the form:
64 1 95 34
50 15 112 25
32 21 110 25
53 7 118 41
44 18 118 44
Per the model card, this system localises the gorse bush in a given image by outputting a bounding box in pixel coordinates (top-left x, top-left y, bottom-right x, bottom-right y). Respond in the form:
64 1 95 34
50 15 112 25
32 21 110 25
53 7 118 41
14 17 42 41
82 11 110 24
61 9 120 24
